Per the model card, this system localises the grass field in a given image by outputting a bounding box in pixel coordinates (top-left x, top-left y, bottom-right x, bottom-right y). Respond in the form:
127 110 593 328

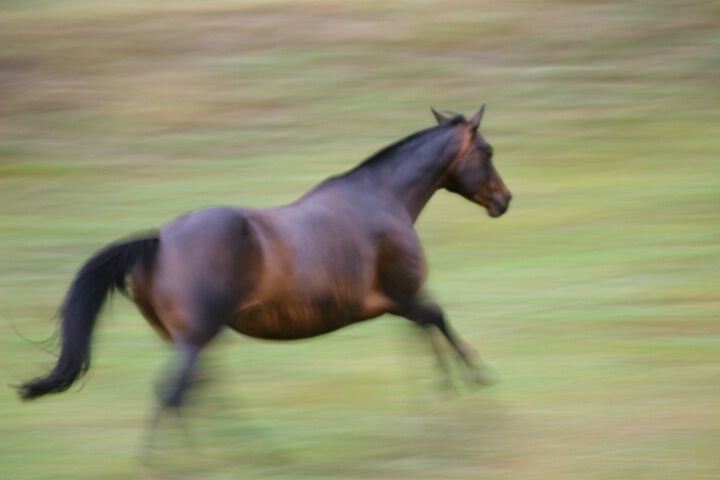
1 1 719 479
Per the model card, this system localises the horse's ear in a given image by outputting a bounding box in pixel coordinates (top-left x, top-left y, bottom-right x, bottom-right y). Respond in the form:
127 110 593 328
431 107 451 125
467 104 485 132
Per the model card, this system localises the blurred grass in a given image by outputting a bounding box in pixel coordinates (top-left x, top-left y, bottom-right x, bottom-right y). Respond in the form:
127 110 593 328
1 1 719 479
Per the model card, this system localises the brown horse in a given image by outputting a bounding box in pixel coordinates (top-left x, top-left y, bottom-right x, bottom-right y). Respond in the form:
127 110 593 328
18 106 511 410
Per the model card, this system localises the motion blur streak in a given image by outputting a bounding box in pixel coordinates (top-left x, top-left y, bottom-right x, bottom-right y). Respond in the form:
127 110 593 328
1 1 718 479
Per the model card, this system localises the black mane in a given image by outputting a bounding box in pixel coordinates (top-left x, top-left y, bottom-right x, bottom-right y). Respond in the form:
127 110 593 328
350 114 466 172
306 114 466 194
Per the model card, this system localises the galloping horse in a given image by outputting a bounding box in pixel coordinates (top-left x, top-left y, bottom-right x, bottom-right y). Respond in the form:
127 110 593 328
18 106 511 411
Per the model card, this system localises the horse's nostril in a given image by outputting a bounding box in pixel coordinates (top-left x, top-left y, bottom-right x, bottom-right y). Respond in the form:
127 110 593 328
506 191 513 202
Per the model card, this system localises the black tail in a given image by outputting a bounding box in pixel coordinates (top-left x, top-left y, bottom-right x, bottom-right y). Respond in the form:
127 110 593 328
17 235 160 401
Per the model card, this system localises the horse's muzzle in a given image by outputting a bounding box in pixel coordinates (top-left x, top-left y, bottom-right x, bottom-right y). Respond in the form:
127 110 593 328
488 191 512 218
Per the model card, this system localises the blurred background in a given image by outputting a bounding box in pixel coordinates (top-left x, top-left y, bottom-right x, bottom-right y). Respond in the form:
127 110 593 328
1 1 718 479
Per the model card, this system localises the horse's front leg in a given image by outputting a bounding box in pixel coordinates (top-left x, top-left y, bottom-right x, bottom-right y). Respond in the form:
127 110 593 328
394 298 497 387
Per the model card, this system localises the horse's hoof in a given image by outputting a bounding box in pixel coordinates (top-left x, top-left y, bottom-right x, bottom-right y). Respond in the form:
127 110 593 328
467 364 500 387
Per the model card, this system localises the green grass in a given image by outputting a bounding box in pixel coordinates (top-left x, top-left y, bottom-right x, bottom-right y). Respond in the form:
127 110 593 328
1 1 719 479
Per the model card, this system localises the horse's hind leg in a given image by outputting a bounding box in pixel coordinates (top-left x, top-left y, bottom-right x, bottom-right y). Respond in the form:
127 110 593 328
143 311 225 456
142 341 203 457
159 341 203 408
395 299 496 386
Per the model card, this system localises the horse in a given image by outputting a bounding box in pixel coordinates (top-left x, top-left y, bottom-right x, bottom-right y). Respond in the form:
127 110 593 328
18 106 511 414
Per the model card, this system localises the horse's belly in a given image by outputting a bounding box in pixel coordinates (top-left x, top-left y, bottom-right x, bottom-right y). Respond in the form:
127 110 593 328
229 300 357 340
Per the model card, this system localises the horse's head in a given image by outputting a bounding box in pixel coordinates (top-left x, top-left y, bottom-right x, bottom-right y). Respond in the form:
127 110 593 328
434 106 512 218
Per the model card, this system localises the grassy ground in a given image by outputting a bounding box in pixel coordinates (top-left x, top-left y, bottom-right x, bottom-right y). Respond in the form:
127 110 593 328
1 1 719 479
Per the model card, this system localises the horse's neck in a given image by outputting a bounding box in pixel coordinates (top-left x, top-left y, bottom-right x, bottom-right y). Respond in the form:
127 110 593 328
372 131 458 222
305 128 458 222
